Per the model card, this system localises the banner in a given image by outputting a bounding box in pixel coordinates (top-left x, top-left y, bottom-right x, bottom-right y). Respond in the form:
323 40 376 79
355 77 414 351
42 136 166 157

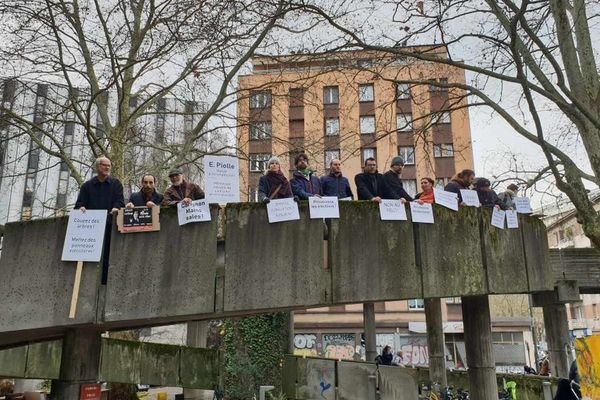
177 200 211 225
61 210 108 262
309 196 340 219
204 155 240 204
410 202 434 224
379 199 408 221
491 208 506 229
460 189 480 207
515 197 533 214
434 188 459 211
267 198 300 223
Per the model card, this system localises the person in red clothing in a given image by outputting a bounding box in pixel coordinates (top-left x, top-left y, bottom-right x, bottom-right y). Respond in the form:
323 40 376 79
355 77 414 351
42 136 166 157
415 177 435 204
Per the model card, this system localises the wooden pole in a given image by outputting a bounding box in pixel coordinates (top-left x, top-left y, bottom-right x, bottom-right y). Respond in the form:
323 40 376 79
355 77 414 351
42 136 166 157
69 261 83 319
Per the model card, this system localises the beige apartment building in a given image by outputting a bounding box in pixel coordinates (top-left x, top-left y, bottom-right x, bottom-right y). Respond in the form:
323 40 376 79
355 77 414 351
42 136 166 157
236 49 534 372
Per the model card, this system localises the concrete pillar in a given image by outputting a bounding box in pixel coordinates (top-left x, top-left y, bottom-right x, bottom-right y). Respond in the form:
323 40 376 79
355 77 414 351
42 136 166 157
50 328 102 399
542 303 571 378
363 302 377 362
462 295 498 400
425 298 447 387
184 321 210 400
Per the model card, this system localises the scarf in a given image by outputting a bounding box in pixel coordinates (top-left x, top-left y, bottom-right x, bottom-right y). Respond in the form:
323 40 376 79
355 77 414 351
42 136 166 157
265 171 292 198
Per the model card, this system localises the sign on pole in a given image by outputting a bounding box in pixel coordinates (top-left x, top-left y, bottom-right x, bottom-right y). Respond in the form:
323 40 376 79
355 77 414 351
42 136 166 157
80 383 102 400
116 207 160 233
266 198 300 223
460 189 480 207
204 155 240 204
308 196 340 219
433 188 459 211
379 199 408 221
409 202 435 224
491 208 506 229
515 197 533 214
177 200 211 225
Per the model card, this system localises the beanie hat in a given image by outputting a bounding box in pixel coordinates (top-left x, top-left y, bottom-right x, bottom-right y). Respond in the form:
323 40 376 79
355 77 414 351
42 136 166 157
268 156 280 166
391 156 405 166
475 177 491 188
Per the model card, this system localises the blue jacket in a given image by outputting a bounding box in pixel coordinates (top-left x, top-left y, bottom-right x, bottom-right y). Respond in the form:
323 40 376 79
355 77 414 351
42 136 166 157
290 170 322 199
320 173 353 199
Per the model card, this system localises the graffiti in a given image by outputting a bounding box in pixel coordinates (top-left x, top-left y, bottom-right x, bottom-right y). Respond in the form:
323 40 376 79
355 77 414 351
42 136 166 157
322 333 356 360
294 348 318 357
400 343 429 367
294 333 317 350
575 335 600 398
320 381 332 398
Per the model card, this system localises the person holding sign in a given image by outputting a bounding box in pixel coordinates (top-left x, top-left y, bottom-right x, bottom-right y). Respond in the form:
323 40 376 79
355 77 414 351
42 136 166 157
126 174 164 208
474 178 503 209
444 169 475 203
498 183 519 210
414 177 435 204
382 156 413 203
163 167 205 206
290 153 322 200
258 156 294 203
320 159 354 199
355 157 390 202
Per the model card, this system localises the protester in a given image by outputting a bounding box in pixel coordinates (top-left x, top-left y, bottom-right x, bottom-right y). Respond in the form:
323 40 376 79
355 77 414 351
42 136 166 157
539 358 550 376
126 174 164 208
320 159 354 199
392 350 404 366
290 153 322 199
355 158 390 202
163 167 205 206
415 177 435 204
382 156 413 202
498 183 519 210
376 345 394 366
258 156 294 203
474 178 503 209
444 169 476 203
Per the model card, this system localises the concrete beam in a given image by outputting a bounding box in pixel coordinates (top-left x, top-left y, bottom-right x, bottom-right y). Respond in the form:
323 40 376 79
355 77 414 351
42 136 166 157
542 304 571 378
363 303 377 363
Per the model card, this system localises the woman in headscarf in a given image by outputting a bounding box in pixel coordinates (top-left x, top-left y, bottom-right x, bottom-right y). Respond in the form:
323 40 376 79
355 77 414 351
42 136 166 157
258 156 293 203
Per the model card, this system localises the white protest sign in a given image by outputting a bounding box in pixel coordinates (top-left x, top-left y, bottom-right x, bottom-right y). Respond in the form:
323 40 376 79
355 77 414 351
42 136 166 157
309 196 340 219
460 189 480 207
410 202 435 224
204 155 240 204
339 197 352 201
433 188 459 211
506 210 519 229
177 200 211 225
379 199 408 221
515 197 533 214
267 197 300 223
61 210 108 262
491 208 506 229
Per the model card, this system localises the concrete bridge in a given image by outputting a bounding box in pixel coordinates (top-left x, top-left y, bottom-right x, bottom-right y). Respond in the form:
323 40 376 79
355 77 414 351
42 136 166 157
0 201 595 399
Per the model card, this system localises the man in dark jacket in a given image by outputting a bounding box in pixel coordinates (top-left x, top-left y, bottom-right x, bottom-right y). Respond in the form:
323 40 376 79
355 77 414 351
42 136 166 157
474 178 503 209
320 159 353 199
354 157 390 202
163 167 205 206
290 153 321 199
444 169 475 203
382 156 413 202
126 174 163 208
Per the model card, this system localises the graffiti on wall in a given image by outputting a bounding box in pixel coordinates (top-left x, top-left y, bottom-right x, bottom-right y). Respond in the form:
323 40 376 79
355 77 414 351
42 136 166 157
294 333 318 357
575 335 600 399
398 336 429 367
322 333 356 360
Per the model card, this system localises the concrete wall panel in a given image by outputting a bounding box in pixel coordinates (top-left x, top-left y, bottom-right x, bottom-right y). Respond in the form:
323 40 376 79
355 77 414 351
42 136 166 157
25 340 62 379
521 216 553 292
378 365 419 400
337 361 376 400
296 358 336 400
139 342 180 386
179 346 219 390
99 338 141 384
0 346 27 377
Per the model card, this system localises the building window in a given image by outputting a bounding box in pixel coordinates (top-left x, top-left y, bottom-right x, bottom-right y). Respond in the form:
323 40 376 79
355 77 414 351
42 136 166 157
429 78 449 93
362 148 376 163
408 299 424 310
325 150 340 169
360 116 375 134
446 297 462 303
358 84 374 102
396 83 411 100
249 154 271 172
323 86 339 105
289 88 304 107
432 111 451 124
248 187 259 202
402 179 417 197
250 91 272 109
434 143 454 158
396 113 413 132
250 121 272 140
435 177 449 188
325 118 340 136
398 146 415 165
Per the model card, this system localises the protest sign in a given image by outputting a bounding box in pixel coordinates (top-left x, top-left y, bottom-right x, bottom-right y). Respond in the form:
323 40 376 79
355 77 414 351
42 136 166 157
491 208 506 229
267 197 300 223
410 202 434 224
117 207 160 233
515 197 533 214
177 200 211 225
309 196 340 219
204 155 240 204
80 384 102 400
339 197 352 201
506 210 519 229
460 189 480 207
379 199 408 221
434 188 459 211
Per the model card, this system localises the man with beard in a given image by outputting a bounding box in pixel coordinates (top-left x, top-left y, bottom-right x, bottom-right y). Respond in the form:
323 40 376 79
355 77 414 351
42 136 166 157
163 167 205 206
125 174 163 208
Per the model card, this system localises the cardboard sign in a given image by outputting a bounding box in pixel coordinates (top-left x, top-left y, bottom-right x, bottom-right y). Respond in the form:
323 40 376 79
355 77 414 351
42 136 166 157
177 200 211 225
267 197 300 223
410 202 434 224
204 155 240 204
117 207 160 233
515 197 533 214
80 383 102 400
460 189 480 207
61 210 108 262
506 210 519 229
379 199 408 221
309 196 340 219
433 188 459 211
491 208 506 229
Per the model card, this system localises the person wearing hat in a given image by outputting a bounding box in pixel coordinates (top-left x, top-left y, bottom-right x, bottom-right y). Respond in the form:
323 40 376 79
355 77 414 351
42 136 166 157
126 174 164 208
382 156 413 202
257 156 293 203
289 153 322 200
163 167 205 206
498 183 519 210
474 177 503 209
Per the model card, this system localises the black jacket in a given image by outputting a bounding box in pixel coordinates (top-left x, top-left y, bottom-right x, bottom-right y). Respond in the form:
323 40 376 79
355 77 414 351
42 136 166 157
129 190 164 207
75 176 125 211
444 179 468 202
382 170 413 201
476 189 503 209
355 172 390 200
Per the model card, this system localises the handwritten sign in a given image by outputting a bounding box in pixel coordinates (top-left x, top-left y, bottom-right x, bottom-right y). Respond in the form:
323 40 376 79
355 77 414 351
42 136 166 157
177 200 211 225
409 202 434 224
267 197 300 223
379 199 408 221
491 208 506 229
204 155 240 204
460 189 480 207
117 207 160 233
515 197 533 214
309 196 340 219
506 210 519 229
61 210 108 262
433 188 459 211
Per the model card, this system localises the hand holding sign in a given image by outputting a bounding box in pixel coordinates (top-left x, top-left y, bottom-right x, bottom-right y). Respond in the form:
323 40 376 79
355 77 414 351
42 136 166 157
460 189 480 207
267 197 300 223
491 208 506 229
309 196 340 219
506 210 519 229
177 200 211 225
433 188 459 211
379 199 408 221
515 197 533 214
410 202 435 224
